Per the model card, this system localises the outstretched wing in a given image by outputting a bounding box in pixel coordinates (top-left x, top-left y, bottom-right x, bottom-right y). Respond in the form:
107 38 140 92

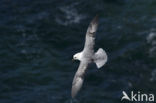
83 15 99 54
71 61 89 98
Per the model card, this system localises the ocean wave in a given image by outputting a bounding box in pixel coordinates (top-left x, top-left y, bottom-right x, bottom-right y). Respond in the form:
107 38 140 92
150 69 156 82
55 3 85 26
146 29 156 57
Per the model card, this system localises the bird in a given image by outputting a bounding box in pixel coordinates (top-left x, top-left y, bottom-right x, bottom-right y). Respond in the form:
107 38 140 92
71 15 108 98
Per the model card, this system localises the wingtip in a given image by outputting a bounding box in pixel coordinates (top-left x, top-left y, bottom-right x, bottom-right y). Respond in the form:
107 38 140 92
95 14 99 19
71 89 76 99
91 15 99 25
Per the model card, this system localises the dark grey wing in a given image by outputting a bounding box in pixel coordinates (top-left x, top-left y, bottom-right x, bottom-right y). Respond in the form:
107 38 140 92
83 15 99 54
71 61 89 98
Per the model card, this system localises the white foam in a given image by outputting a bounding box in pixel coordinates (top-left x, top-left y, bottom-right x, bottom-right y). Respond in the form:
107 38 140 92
150 69 156 82
147 31 156 43
146 29 156 57
55 4 85 26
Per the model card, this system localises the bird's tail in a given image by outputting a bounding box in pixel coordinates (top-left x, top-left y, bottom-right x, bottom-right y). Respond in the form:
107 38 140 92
93 48 107 68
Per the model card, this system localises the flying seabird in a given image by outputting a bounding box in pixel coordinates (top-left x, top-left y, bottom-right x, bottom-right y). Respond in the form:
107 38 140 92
71 15 108 98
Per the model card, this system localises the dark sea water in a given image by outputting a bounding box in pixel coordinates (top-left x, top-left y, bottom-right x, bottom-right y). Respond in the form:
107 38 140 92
0 0 156 103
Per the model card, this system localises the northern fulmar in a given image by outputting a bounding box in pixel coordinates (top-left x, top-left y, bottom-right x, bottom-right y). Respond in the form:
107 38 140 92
71 15 108 98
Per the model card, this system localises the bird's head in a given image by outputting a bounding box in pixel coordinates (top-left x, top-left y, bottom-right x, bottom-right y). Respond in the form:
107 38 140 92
72 52 82 61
